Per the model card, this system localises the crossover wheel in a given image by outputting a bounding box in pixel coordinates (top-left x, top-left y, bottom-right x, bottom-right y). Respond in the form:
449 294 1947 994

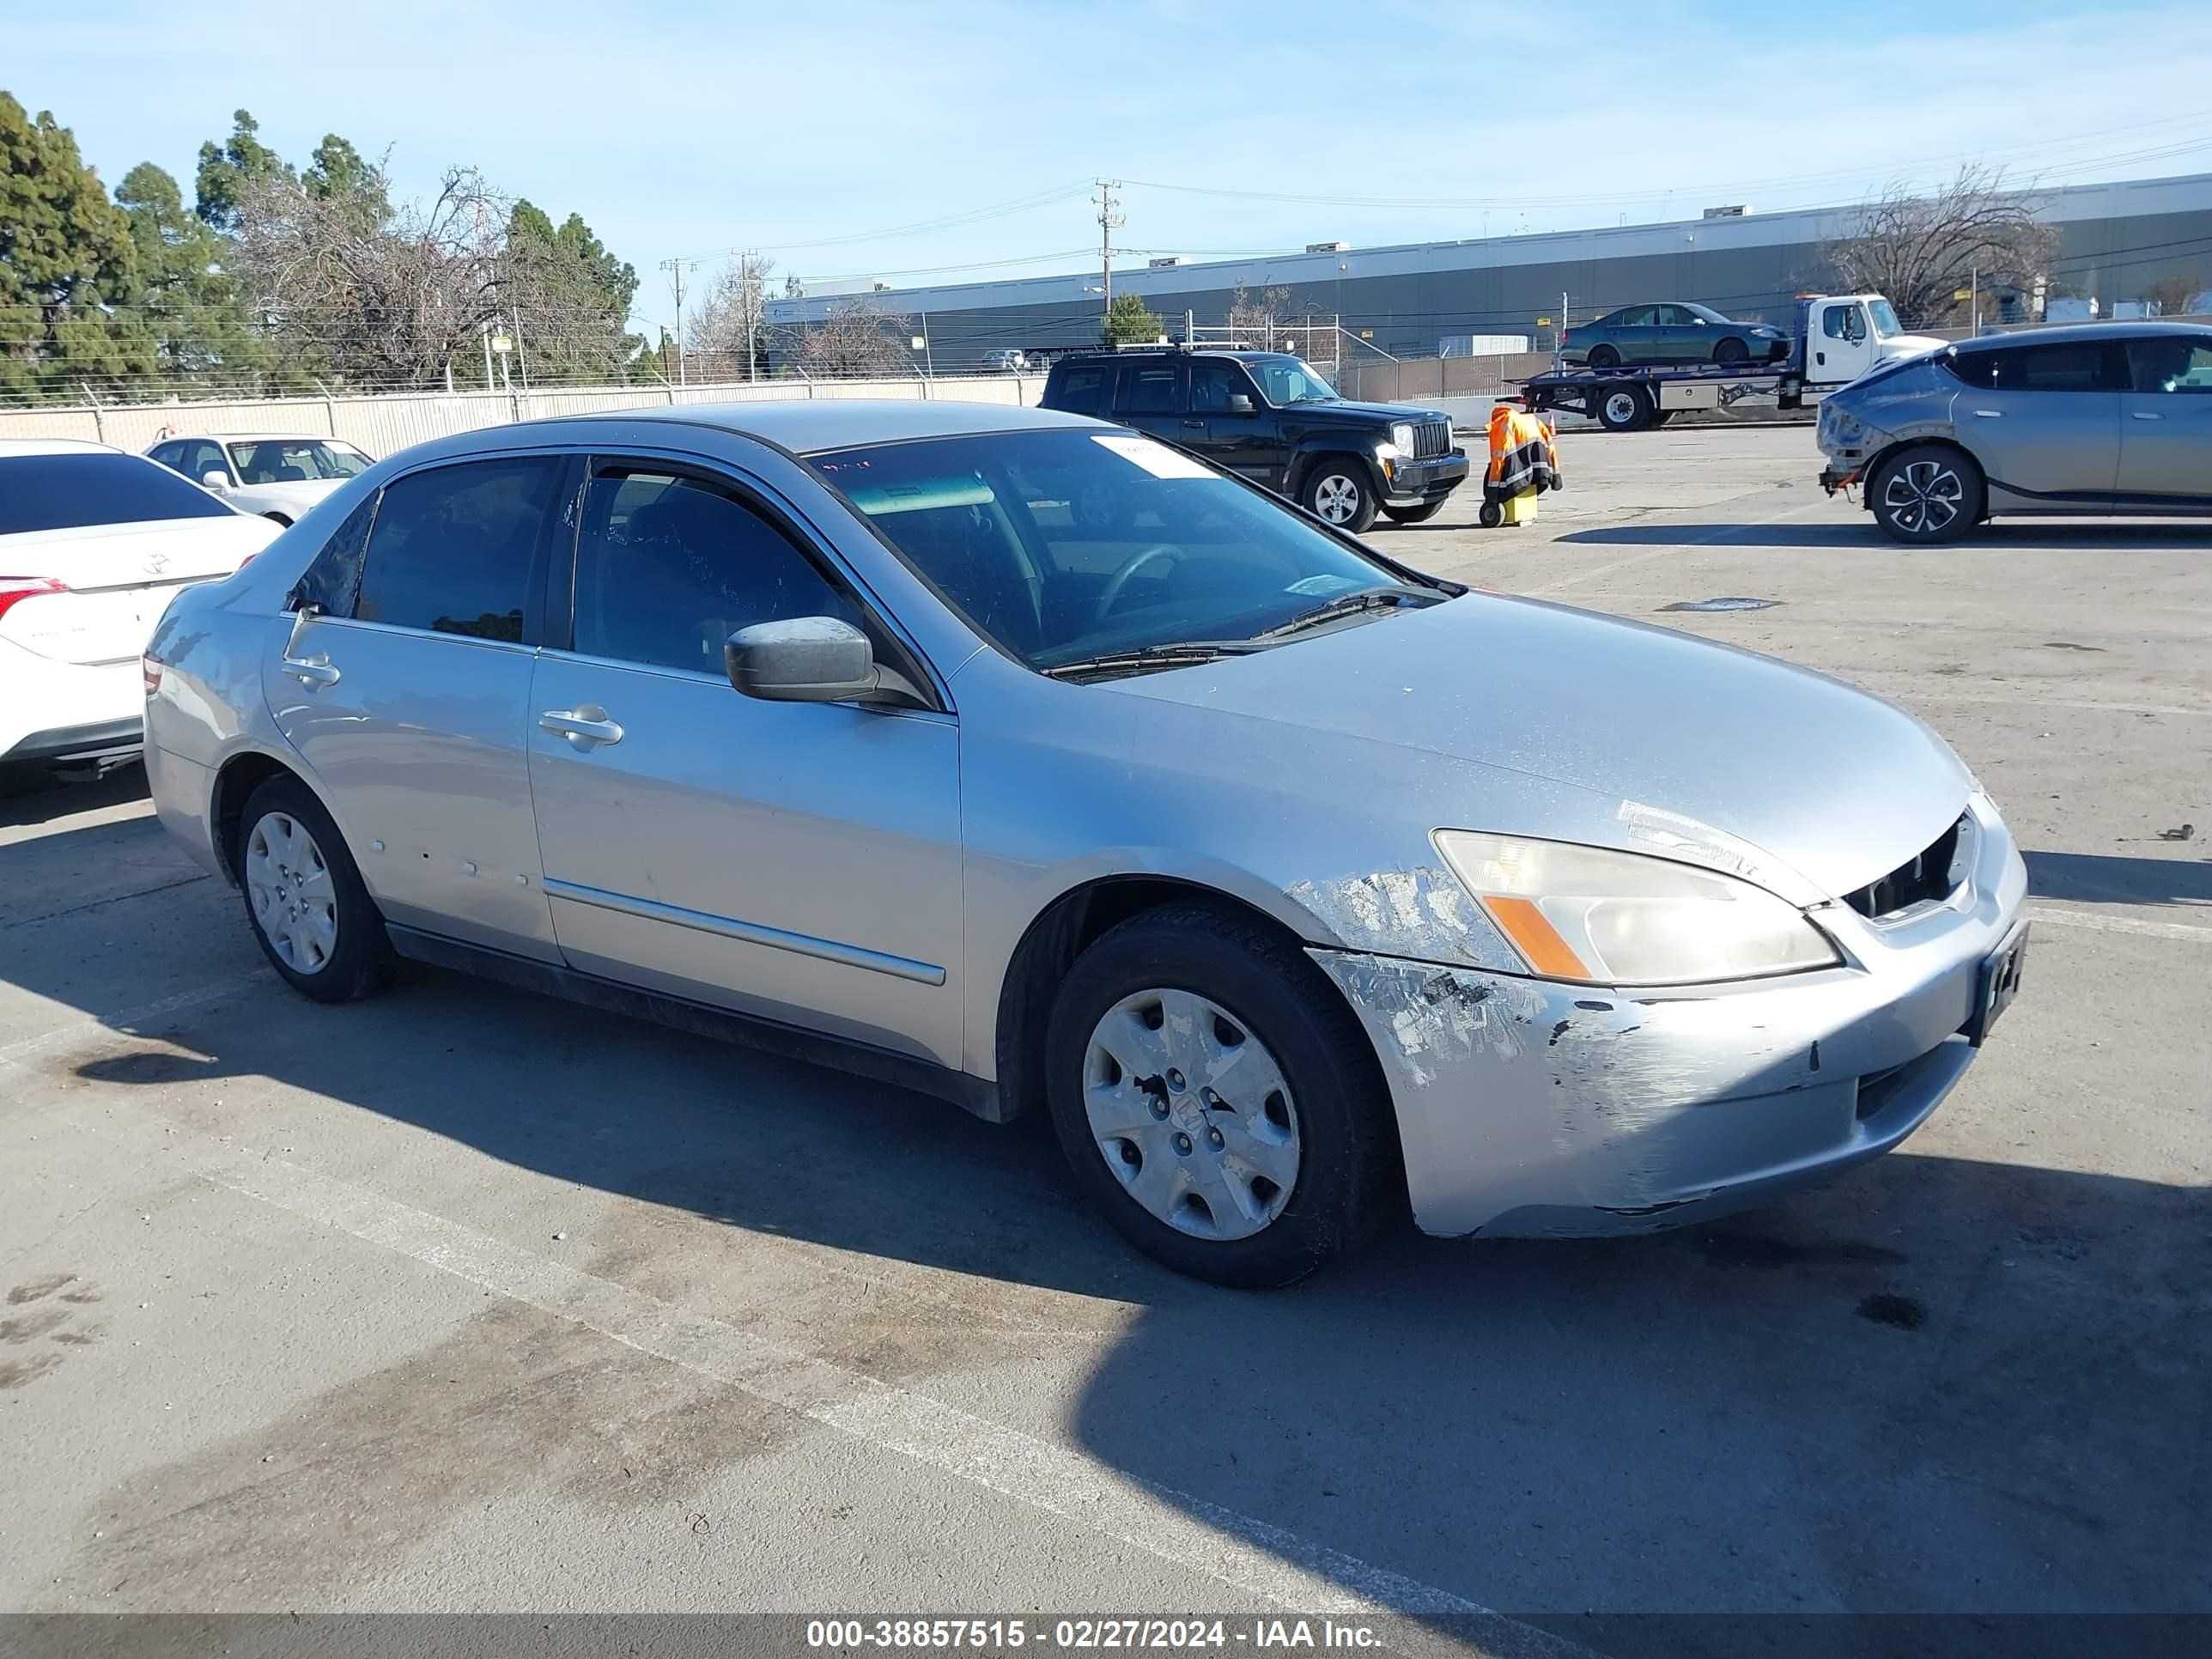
1869 444 1984 545
235 775 392 1003
1302 459 1378 532
1044 904 1399 1287
1595 384 1654 432
1382 500 1445 525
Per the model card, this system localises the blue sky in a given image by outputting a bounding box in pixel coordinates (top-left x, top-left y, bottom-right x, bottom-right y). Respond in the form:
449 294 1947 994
15 0 2212 331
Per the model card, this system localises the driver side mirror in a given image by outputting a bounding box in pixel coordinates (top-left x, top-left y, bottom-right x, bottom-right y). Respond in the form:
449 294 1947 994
725 616 930 708
202 470 230 491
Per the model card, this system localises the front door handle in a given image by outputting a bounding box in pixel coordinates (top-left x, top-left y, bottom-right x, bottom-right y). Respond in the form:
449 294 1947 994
540 708 624 748
1972 409 2003 418
282 655 340 686
2131 410 2164 421
1182 417 1206 429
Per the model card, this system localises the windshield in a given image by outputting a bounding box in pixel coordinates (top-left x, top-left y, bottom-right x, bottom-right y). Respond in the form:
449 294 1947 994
0 453 237 534
1867 299 1903 338
226 439 372 484
811 428 1433 672
1245 356 1340 405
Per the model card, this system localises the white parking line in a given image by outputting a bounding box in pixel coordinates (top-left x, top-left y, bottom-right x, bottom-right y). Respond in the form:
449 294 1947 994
2025 903 2212 943
168 1136 1540 1628
0 973 268 1073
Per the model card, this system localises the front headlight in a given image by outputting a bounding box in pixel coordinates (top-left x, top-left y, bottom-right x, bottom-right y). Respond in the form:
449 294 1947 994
1388 421 1417 452
1433 830 1840 986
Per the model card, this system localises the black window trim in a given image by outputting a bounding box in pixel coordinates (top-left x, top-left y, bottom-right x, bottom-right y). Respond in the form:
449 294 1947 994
553 448 946 713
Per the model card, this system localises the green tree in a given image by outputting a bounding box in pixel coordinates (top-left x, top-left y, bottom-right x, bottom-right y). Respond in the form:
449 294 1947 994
301 134 391 236
0 92 155 400
503 199 644 382
113 161 276 392
195 109 293 232
1101 290 1163 346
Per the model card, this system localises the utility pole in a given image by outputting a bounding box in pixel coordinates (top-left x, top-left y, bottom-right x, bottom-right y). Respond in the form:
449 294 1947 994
742 250 761 383
1092 179 1123 321
659 257 696 386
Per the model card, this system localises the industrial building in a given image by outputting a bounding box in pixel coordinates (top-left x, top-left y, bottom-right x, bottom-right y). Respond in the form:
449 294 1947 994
762 171 2212 373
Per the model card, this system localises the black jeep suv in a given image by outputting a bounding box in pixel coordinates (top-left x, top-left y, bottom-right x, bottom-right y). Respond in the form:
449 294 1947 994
1039 348 1468 532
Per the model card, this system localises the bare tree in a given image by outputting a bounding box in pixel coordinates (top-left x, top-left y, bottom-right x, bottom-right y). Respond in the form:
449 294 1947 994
798 295 915 378
687 252 777 382
1824 165 2057 330
2142 273 2207 319
1225 283 1293 347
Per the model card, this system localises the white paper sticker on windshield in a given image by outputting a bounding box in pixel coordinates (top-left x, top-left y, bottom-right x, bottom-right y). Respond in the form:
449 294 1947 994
1091 433 1213 479
1285 574 1363 598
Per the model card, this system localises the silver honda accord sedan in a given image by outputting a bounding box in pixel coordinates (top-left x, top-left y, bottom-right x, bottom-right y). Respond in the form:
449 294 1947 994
143 400 2029 1285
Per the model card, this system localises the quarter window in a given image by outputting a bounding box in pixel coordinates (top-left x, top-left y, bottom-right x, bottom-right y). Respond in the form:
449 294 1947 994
569 469 860 673
291 491 378 616
354 456 563 642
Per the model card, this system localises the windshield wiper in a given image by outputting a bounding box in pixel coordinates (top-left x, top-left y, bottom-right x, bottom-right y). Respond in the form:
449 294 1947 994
1252 585 1438 641
1040 641 1261 683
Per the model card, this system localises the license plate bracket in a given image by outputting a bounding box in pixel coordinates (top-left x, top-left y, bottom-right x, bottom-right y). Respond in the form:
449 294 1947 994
1964 922 2030 1046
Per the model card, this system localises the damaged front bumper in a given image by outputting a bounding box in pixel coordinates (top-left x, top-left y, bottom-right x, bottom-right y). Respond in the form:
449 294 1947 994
1312 802 2027 1238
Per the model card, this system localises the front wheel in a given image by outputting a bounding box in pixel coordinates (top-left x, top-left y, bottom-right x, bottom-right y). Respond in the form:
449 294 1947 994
1869 444 1984 545
235 775 393 1003
1712 337 1749 366
1382 500 1444 525
1301 458 1378 533
1044 905 1399 1287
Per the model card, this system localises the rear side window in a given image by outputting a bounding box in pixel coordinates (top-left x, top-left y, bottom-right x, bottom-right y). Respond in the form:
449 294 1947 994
354 457 564 641
1951 341 2118 392
0 453 234 534
1115 363 1182 415
569 469 860 673
1052 365 1110 417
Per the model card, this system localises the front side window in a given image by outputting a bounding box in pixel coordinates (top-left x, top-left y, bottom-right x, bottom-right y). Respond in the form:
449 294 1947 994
1822 305 1863 342
354 456 563 641
0 453 236 534
1243 356 1339 405
569 469 860 674
1189 360 1254 412
178 440 229 484
812 428 1436 672
2126 336 2212 393
229 439 372 484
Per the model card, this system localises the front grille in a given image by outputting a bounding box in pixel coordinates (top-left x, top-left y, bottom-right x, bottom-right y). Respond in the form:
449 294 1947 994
1843 814 1969 920
1413 419 1451 459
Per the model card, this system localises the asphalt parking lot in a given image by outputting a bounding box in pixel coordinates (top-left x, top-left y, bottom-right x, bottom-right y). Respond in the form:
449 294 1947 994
2 424 2205 1644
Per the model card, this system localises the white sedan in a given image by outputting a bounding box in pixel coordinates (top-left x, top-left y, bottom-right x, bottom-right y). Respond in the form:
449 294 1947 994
1 439 281 776
145 433 374 526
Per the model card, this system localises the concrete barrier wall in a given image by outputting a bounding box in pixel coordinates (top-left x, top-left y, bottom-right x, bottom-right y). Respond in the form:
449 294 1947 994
0 374 1047 459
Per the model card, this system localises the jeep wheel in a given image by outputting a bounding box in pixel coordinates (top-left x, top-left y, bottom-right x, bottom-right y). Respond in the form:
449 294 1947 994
1302 458 1378 533
1382 501 1444 526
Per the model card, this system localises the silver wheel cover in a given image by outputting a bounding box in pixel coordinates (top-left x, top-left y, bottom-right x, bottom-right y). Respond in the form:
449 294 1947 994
245 811 339 974
1604 391 1641 425
1312 474 1362 524
1880 459 1964 536
1083 988 1301 1241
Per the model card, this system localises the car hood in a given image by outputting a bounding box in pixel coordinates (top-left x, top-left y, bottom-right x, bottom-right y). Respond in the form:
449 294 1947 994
1291 398 1451 427
1875 332 1948 361
1104 593 1971 903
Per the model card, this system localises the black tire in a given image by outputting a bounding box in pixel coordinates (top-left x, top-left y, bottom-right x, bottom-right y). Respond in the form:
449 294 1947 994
1595 382 1654 432
1478 499 1504 529
1712 337 1749 367
1649 409 1675 427
234 774 393 1004
262 512 294 527
1586 344 1621 369
1043 903 1400 1288
1382 500 1444 525
1300 455 1379 533
1869 443 1985 546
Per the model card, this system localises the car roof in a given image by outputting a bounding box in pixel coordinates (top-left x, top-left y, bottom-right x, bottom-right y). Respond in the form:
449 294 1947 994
526 398 1108 454
1954 320 2209 352
163 432 356 443
0 436 124 458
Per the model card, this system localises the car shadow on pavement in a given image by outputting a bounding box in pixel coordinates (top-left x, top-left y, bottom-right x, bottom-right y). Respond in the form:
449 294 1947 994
2026 848 2211 907
0 761 147 828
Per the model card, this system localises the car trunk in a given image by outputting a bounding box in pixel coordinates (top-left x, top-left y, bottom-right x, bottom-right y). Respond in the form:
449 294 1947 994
1 517 273 665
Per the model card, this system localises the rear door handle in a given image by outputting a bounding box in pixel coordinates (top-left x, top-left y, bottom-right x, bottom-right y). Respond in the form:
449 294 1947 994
540 708 624 748
2131 410 2164 421
282 656 340 686
1972 409 2003 418
1181 418 1206 429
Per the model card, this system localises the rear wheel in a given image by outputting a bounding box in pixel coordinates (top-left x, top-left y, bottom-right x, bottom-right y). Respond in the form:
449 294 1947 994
1649 409 1676 427
1301 457 1378 533
1595 383 1655 433
1713 337 1749 367
1869 444 1984 545
1044 904 1398 1287
235 775 392 1003
1586 344 1621 369
1382 500 1444 525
